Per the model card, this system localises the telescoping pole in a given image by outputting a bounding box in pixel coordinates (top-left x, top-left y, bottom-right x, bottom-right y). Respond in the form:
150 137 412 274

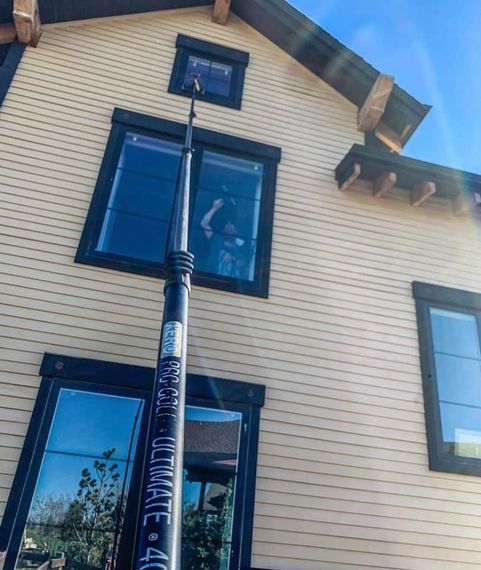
133 78 202 570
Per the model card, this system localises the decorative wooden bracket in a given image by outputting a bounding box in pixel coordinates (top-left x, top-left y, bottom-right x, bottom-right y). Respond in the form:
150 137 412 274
13 0 41 47
411 181 436 207
213 0 232 25
358 73 394 133
338 163 361 192
0 23 16 44
452 191 481 216
373 171 397 198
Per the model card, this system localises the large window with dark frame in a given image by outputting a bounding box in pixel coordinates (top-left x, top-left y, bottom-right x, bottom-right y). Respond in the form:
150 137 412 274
0 354 264 570
413 281 481 476
168 34 249 110
76 108 280 298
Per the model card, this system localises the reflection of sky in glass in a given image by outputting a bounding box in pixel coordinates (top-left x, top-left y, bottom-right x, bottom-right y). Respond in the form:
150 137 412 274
431 308 481 456
31 390 144 500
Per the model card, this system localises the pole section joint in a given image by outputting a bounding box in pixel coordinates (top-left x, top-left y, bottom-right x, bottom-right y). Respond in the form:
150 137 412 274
164 250 194 294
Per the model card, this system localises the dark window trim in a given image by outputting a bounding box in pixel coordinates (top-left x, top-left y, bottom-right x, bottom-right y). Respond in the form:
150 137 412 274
0 353 265 569
40 352 266 406
75 107 281 299
169 34 249 110
0 41 25 107
176 34 250 65
413 281 481 477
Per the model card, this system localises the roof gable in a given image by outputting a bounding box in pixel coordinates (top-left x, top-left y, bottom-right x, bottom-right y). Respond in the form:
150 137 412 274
0 0 429 144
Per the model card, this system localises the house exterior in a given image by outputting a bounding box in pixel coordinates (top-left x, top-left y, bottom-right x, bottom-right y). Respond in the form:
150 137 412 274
1 1 481 569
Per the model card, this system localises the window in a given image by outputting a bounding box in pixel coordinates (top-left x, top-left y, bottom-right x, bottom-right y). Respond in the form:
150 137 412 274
0 41 25 108
169 35 249 109
0 354 265 570
413 281 481 476
76 108 281 298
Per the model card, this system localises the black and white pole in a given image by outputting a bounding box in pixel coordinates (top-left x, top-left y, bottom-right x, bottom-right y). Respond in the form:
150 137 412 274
133 77 202 570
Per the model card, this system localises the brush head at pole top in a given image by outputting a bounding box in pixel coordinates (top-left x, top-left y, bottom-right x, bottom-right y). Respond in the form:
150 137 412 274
183 73 205 94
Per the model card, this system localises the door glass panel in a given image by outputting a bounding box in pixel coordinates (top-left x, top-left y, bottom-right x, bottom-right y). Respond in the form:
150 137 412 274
15 389 145 570
182 406 242 570
430 307 481 459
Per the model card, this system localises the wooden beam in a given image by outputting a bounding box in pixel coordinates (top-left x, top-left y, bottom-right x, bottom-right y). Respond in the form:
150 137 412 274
212 0 231 25
373 171 397 198
0 23 16 44
411 181 436 207
374 121 403 153
13 0 41 47
358 73 394 132
338 162 361 192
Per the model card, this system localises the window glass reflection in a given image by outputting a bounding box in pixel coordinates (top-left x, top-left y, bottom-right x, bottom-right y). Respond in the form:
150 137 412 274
16 390 144 570
431 307 481 460
190 151 264 281
182 406 242 570
95 133 266 284
430 308 480 358
185 55 233 98
97 133 182 263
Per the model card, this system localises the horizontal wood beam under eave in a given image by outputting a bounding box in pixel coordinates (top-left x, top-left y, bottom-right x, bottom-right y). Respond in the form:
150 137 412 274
0 23 16 44
411 180 436 207
373 171 397 198
338 162 361 192
374 121 404 153
13 0 41 47
213 0 231 25
358 73 394 132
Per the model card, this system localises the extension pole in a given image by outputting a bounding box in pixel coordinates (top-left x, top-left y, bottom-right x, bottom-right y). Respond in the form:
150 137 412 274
133 79 201 570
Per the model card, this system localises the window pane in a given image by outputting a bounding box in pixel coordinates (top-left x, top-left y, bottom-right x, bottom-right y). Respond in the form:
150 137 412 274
430 308 480 358
435 353 481 407
184 55 233 98
96 133 181 264
98 210 170 263
182 406 242 570
16 389 145 570
185 55 211 87
190 152 263 281
440 402 481 458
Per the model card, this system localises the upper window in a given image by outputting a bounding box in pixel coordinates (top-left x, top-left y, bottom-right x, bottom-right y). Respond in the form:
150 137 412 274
76 108 280 298
169 35 249 109
413 281 481 476
0 354 265 570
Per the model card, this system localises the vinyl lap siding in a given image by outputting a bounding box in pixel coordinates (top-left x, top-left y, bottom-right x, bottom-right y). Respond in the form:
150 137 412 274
1 6 481 569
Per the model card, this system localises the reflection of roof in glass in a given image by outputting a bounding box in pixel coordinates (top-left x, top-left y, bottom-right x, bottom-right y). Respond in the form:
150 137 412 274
185 420 240 455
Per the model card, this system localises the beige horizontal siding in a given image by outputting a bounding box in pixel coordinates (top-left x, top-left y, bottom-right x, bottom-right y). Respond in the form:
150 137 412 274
1 5 481 569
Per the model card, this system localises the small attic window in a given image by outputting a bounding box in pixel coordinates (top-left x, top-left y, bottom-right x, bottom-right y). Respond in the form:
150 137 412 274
169 34 249 110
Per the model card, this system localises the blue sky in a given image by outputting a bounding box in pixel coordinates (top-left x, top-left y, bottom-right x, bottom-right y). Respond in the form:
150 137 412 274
289 0 481 174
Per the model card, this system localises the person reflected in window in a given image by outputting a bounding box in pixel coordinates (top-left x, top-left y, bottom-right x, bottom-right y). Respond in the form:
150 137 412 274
200 194 248 278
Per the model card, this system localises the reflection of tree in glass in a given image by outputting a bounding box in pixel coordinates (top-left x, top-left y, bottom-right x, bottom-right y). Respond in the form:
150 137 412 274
181 480 234 570
61 448 121 568
19 449 125 570
27 494 70 558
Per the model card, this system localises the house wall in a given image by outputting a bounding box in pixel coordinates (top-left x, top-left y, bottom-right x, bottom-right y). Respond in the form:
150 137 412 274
1 6 481 569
